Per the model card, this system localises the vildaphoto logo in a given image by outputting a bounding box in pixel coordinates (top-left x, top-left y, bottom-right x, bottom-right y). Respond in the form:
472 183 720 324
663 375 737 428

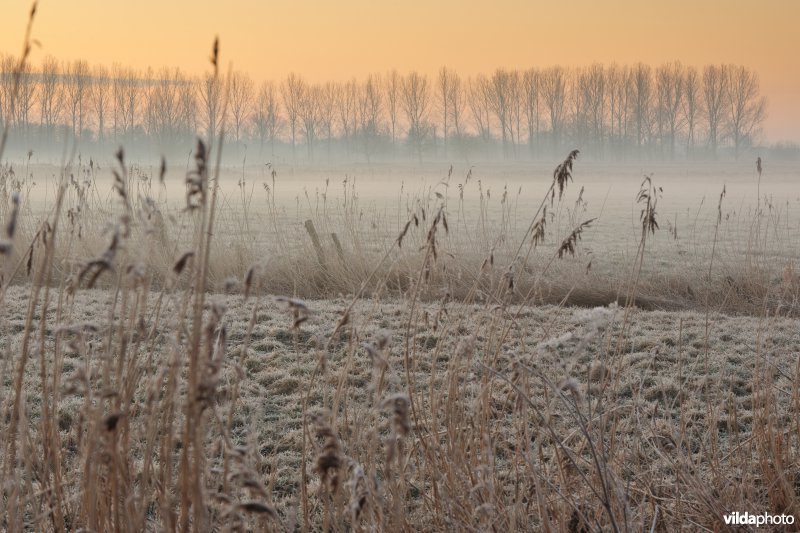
723 511 795 527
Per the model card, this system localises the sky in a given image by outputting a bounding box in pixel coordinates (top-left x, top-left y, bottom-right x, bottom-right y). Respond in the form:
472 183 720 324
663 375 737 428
2 0 798 142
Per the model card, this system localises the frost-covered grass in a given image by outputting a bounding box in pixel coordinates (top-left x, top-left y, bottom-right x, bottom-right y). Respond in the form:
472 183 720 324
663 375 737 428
1 284 799 530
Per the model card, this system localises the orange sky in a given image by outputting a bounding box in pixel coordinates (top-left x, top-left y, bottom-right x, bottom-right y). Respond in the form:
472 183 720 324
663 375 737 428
2 0 798 141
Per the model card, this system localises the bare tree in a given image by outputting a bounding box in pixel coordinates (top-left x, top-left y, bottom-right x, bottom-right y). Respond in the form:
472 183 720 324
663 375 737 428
141 68 157 144
281 73 305 161
149 67 182 148
508 70 523 157
113 66 141 143
385 70 401 153
572 67 590 153
607 64 630 156
15 61 36 140
401 71 430 162
583 63 607 156
488 69 512 158
317 82 337 160
336 79 358 157
702 64 729 158
522 68 540 157
437 67 455 157
656 62 684 159
198 70 224 145
0 55 12 131
38 55 62 142
573 65 608 155
89 64 110 147
177 75 198 144
65 59 90 139
142 69 157 143
252 80 282 158
228 71 254 144
683 66 700 158
541 66 567 156
725 65 766 159
111 64 123 142
631 63 653 153
447 71 466 155
467 75 492 149
298 82 319 160
357 74 383 162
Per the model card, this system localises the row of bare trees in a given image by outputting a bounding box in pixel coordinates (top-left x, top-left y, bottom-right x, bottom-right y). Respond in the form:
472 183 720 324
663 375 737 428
0 56 767 162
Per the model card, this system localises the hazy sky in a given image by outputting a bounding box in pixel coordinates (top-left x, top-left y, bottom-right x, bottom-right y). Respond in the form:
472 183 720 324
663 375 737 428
2 0 798 141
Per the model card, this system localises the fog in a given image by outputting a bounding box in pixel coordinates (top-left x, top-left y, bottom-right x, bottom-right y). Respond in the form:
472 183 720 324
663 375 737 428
3 59 799 168
12 158 800 266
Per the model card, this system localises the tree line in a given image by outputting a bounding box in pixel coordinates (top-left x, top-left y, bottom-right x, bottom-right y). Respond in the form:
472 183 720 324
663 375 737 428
0 56 768 163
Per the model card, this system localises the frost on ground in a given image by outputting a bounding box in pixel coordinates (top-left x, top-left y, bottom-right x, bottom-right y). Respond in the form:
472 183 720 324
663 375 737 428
1 283 798 527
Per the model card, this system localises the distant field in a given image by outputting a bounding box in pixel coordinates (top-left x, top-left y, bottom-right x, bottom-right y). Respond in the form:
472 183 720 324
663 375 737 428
5 159 800 313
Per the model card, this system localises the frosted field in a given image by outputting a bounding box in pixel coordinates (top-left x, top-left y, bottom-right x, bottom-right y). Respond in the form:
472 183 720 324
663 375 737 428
1 282 798 530
18 158 800 249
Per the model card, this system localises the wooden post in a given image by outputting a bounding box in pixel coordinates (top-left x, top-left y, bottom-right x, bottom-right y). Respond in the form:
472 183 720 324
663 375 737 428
304 219 326 268
330 233 345 263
